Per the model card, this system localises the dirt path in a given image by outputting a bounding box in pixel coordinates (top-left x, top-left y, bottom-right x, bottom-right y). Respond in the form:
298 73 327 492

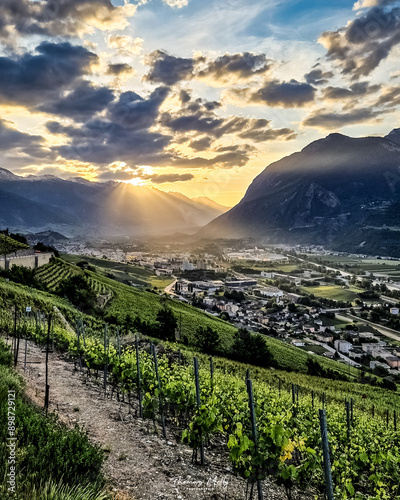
13 339 314 500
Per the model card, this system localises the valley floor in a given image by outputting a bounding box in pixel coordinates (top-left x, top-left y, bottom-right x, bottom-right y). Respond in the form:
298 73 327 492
13 339 314 500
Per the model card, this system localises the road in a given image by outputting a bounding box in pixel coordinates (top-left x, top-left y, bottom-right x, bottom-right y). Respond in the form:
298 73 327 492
305 337 361 367
335 312 400 343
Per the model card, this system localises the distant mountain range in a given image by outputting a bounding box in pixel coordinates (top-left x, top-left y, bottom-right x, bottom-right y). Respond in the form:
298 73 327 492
0 169 229 237
202 129 400 257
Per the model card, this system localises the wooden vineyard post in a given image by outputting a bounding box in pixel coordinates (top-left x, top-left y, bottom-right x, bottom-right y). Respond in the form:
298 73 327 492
81 320 86 349
345 401 351 441
135 336 143 418
246 378 264 500
312 390 314 408
103 325 108 394
292 384 297 417
12 307 17 363
209 356 214 390
152 344 166 438
278 378 281 397
194 357 205 465
44 315 52 415
351 398 354 422
76 321 82 370
386 409 389 428
319 409 335 500
394 410 397 432
117 326 121 358
245 368 250 384
24 338 27 372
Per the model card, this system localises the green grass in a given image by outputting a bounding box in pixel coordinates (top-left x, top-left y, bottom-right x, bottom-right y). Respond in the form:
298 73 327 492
299 285 363 303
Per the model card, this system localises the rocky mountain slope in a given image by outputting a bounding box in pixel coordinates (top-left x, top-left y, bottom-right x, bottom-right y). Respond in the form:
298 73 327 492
0 169 228 237
202 130 400 256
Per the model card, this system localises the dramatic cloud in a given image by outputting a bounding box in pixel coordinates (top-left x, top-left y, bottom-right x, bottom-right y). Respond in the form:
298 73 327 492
163 0 189 7
106 63 135 77
106 35 143 56
0 42 97 108
38 82 115 121
304 68 334 85
144 51 195 85
302 107 388 129
227 80 316 108
196 52 272 85
0 119 55 167
140 172 194 183
375 84 400 107
49 87 172 166
144 51 272 86
159 94 296 140
0 0 136 41
320 1 400 78
322 82 381 101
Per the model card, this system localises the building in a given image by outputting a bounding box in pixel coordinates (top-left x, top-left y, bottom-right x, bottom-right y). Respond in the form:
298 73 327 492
316 332 334 343
261 271 275 279
334 340 353 354
225 279 258 288
385 356 400 369
258 287 284 298
370 360 388 371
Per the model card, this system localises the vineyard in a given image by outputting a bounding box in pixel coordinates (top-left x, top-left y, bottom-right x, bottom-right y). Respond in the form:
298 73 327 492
1 298 400 499
0 235 29 255
35 258 111 297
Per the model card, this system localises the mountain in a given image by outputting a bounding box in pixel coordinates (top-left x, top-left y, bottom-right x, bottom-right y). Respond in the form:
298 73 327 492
202 130 400 256
0 170 228 237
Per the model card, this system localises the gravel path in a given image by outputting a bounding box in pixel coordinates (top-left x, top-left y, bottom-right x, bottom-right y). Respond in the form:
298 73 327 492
12 339 316 500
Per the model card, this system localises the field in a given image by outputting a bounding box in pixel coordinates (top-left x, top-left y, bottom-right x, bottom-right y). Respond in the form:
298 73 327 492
299 285 363 303
307 254 400 280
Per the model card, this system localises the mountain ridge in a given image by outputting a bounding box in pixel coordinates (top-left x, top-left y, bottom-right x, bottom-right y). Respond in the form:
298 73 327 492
201 129 400 256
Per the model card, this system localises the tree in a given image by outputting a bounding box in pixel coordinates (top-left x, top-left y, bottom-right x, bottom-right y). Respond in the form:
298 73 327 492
230 334 273 368
194 326 221 354
155 307 177 341
57 275 97 313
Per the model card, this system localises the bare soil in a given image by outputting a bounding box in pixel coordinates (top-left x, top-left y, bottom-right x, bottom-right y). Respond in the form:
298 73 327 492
13 339 316 500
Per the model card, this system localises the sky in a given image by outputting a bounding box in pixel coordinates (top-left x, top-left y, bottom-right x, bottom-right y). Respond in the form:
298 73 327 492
1 0 400 206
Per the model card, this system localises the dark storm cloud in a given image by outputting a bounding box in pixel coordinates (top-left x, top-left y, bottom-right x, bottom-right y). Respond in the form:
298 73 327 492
320 1 400 78
0 118 43 151
144 51 272 86
304 68 334 85
144 50 195 85
160 94 296 141
141 173 194 183
322 81 381 101
228 80 316 108
106 63 134 77
196 52 272 82
375 85 400 107
249 80 316 107
189 137 213 151
39 82 115 121
0 118 55 166
302 107 387 129
49 87 173 166
0 0 135 41
108 86 170 131
0 42 97 107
